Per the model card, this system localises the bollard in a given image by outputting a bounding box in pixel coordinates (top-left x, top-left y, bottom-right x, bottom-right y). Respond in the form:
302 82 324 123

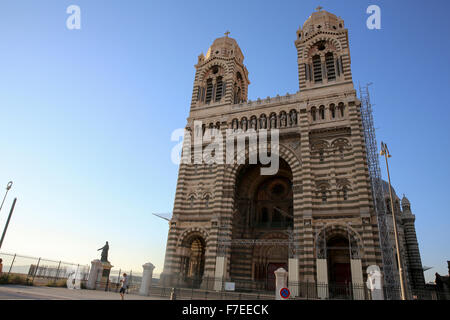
170 287 177 300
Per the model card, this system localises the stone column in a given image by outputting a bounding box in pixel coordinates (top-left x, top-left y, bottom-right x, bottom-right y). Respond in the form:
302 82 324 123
139 262 155 296
350 259 364 300
274 267 288 300
213 256 227 291
316 259 328 299
288 258 299 297
87 259 103 290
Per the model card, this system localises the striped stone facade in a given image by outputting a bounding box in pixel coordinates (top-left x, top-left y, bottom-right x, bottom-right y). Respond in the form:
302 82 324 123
161 9 425 297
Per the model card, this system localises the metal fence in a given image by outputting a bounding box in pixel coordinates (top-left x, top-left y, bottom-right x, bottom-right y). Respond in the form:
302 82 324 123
90 268 143 294
1 252 448 300
151 275 448 300
0 252 90 286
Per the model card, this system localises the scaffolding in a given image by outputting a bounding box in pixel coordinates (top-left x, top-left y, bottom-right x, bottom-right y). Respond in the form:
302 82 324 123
359 84 400 299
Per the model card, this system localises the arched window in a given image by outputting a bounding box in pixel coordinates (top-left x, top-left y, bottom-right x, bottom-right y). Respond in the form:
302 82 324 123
321 190 327 203
215 76 224 102
312 55 323 83
233 72 244 104
189 195 195 208
338 103 345 117
330 104 336 119
319 105 325 120
205 79 213 104
234 86 241 104
319 149 325 162
339 146 344 159
205 195 210 208
325 52 336 81
311 107 317 121
342 187 348 201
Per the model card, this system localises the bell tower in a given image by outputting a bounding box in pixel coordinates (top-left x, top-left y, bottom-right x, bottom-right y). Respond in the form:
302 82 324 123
295 7 353 92
190 32 250 108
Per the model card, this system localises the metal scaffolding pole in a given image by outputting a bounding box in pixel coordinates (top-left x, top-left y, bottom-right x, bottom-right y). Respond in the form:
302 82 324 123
359 84 400 299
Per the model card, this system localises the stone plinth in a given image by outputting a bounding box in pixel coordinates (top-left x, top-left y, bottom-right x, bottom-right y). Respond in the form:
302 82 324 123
139 262 155 296
274 267 288 300
87 260 113 290
87 260 103 289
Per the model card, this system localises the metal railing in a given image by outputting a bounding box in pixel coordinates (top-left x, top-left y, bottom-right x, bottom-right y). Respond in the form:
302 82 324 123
151 275 448 300
0 252 89 286
1 252 447 300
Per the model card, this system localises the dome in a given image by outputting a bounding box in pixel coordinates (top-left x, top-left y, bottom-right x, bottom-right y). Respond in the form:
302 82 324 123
381 179 399 200
302 9 344 34
205 34 244 62
401 195 411 209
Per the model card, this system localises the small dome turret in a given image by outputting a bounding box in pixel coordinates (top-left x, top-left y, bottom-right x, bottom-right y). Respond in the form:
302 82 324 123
402 194 411 212
300 7 344 37
205 32 244 63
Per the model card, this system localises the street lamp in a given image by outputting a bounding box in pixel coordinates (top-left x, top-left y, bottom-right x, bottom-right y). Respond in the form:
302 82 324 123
0 181 13 215
380 142 406 300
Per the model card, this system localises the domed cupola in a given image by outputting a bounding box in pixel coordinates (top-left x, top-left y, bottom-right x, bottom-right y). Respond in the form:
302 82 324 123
401 195 411 213
295 7 353 92
192 32 250 108
300 7 344 37
205 33 245 63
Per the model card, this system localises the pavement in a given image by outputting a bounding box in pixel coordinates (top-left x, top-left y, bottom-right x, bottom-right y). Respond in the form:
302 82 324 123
0 285 167 300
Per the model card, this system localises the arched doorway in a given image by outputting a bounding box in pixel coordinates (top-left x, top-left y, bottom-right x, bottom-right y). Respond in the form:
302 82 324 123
230 159 293 291
327 235 352 299
180 235 206 288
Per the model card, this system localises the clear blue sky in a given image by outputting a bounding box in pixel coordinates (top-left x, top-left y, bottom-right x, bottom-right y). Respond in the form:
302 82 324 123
0 0 448 281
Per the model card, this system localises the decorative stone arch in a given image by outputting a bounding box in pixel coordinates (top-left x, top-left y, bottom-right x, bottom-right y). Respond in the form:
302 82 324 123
336 178 351 189
311 140 330 151
331 138 351 148
177 227 209 248
303 35 343 59
186 192 197 199
202 191 213 199
198 61 229 83
315 223 363 260
223 143 302 191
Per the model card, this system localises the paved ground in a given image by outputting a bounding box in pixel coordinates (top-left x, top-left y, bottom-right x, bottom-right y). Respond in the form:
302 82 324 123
0 285 167 300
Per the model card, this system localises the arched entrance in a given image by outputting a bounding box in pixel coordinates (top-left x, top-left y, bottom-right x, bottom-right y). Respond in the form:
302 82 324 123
180 235 206 288
315 224 363 299
230 158 293 291
327 235 352 299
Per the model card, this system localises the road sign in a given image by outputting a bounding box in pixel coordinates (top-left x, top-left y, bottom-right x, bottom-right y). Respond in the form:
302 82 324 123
280 287 290 299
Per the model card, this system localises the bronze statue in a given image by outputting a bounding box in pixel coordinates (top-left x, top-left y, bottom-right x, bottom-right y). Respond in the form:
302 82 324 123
98 241 109 262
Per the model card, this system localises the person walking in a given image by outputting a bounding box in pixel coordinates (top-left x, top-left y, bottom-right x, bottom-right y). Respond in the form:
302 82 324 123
119 273 129 300
0 258 3 275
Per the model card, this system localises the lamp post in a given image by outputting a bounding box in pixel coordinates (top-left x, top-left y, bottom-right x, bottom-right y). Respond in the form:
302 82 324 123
0 181 13 215
380 142 406 300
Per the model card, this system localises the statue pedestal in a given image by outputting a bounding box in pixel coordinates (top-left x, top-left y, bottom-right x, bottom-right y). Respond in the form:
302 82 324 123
87 260 113 290
139 262 155 296
274 267 288 300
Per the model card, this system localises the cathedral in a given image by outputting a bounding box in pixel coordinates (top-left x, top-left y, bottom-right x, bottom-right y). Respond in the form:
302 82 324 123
161 8 426 299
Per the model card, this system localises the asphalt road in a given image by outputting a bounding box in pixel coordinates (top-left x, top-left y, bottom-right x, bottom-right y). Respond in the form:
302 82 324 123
0 285 166 300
